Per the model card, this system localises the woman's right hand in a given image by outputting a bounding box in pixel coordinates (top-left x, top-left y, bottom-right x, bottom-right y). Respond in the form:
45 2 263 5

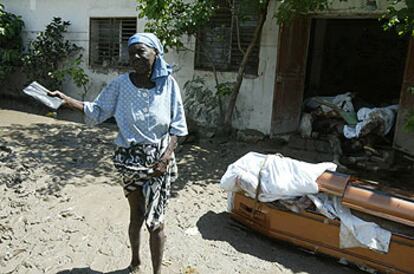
47 90 84 111
47 90 68 103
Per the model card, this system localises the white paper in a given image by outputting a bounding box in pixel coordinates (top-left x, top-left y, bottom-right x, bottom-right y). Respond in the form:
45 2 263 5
23 81 63 110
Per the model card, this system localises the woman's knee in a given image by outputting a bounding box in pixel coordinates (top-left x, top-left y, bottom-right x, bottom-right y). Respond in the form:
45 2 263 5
149 224 166 240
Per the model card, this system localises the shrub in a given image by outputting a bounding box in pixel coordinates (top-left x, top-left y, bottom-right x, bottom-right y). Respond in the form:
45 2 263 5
22 17 88 91
0 4 24 81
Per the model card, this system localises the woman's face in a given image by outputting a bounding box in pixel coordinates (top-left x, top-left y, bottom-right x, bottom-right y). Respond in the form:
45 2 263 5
128 43 157 75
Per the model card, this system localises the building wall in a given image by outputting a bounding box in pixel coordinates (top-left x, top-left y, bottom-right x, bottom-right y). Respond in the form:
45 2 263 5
2 0 137 98
2 0 279 133
143 0 280 134
1 0 392 133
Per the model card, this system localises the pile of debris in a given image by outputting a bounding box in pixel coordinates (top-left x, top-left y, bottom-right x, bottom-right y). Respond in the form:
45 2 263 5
298 92 413 172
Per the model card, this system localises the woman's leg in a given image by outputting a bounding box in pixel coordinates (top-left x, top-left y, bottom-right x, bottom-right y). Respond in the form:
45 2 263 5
149 224 166 274
127 189 145 270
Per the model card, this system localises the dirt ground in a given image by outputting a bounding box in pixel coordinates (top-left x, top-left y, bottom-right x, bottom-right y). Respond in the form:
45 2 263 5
0 109 363 274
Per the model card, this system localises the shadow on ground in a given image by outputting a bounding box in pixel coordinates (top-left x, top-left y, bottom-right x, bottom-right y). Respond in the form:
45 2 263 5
196 210 361 274
171 138 294 198
0 122 259 197
0 123 118 193
56 267 128 274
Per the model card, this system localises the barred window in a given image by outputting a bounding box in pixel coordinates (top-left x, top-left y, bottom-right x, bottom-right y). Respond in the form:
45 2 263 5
195 0 260 75
89 17 137 68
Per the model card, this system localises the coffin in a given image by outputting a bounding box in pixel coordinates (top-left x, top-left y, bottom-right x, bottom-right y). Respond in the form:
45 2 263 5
230 172 414 273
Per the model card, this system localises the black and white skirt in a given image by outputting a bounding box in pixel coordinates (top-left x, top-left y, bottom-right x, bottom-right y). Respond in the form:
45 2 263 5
113 136 177 230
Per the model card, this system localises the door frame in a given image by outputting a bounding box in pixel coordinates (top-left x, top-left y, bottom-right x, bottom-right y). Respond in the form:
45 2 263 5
271 15 409 143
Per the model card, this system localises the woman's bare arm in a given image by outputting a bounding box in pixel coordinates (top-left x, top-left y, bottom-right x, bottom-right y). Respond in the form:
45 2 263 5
160 136 178 163
151 136 178 176
48 91 84 112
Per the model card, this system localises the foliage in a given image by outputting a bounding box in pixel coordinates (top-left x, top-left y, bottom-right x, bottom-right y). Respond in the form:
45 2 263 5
382 0 414 37
275 0 330 23
0 4 24 81
382 1 414 133
216 82 233 97
405 112 414 131
22 17 88 91
136 0 216 50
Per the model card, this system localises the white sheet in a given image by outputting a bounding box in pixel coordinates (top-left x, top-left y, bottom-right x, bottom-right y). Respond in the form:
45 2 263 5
308 193 391 253
220 152 337 202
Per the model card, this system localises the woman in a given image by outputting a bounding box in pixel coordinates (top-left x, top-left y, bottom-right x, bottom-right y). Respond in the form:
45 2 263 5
49 33 188 274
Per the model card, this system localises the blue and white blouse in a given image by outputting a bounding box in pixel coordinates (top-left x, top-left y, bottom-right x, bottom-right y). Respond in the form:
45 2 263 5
84 73 188 147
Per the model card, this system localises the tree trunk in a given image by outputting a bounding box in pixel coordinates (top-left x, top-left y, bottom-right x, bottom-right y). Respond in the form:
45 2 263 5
223 0 270 128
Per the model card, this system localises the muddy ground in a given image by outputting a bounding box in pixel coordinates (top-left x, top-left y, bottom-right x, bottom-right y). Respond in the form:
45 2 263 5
0 109 364 274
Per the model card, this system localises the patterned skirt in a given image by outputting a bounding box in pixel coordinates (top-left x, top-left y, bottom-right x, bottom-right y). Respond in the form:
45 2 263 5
113 136 177 230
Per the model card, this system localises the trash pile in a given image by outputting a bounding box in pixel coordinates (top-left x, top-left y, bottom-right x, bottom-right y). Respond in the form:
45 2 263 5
300 92 409 171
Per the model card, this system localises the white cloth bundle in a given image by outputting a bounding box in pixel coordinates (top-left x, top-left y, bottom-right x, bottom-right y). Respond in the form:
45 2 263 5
220 152 337 202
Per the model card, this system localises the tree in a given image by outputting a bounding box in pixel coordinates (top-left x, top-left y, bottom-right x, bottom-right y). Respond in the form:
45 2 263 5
0 4 24 82
137 0 414 130
22 17 89 95
382 0 414 36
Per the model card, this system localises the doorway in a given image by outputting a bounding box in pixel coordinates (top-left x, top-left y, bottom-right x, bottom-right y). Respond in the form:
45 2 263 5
305 18 409 106
271 16 414 181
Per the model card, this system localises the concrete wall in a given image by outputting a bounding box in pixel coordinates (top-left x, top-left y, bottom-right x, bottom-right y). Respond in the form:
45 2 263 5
318 0 391 15
1 0 279 133
143 0 280 134
1 0 138 121
1 0 393 133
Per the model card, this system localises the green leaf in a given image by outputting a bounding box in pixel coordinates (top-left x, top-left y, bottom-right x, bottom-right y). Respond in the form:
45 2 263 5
21 17 89 89
404 113 414 132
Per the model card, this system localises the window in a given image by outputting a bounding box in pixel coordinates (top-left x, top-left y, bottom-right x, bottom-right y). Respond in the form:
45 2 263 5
195 0 260 75
89 17 137 68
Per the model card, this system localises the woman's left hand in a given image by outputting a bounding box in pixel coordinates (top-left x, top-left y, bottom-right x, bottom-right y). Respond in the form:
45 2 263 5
151 136 177 177
151 158 169 177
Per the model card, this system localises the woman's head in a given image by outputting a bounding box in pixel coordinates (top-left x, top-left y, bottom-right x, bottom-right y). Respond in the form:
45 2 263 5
128 43 157 76
128 33 164 76
128 33 172 91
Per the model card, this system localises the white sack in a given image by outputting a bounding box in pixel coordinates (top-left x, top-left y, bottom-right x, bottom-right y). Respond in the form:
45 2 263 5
344 105 398 139
220 152 337 202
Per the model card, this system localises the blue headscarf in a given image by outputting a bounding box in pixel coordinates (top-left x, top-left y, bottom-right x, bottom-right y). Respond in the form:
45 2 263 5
128 33 172 93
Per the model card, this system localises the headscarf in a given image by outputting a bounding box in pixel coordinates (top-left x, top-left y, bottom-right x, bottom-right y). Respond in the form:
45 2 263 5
128 33 172 93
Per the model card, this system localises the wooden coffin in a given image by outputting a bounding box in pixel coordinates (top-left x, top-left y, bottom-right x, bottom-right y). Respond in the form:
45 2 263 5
316 172 414 227
231 192 414 273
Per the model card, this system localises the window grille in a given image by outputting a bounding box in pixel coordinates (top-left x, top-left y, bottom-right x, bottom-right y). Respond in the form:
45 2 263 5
89 17 137 68
195 0 260 75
